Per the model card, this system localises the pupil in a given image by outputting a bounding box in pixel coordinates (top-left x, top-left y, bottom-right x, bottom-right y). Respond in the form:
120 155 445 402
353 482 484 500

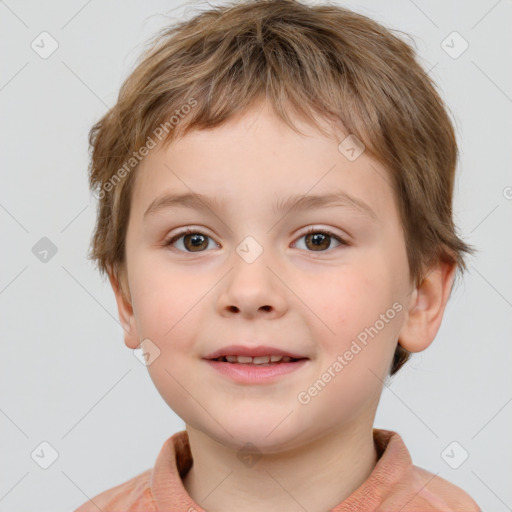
185 233 207 251
307 232 329 251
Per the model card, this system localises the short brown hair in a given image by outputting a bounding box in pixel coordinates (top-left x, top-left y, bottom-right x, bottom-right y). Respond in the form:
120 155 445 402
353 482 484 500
87 0 475 375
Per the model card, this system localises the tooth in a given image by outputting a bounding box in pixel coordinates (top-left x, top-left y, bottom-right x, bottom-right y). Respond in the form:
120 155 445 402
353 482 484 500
222 355 293 364
252 356 270 364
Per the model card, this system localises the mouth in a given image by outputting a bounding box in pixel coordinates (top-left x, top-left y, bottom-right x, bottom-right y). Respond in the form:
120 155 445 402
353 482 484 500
203 345 310 384
203 344 309 362
209 355 305 366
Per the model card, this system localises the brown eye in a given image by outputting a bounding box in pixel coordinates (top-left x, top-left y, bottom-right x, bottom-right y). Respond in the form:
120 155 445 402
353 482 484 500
166 229 217 252
305 232 330 251
182 233 208 251
295 229 346 252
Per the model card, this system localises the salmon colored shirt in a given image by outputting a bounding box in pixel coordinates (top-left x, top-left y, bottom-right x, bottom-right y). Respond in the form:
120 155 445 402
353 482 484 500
74 429 481 511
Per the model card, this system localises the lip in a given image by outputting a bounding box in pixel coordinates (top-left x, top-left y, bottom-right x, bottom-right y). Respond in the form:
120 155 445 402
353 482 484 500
203 344 308 360
204 358 309 384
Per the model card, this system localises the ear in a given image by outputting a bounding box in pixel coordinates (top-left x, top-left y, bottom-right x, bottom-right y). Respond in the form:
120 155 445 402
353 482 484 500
107 264 140 350
398 259 457 353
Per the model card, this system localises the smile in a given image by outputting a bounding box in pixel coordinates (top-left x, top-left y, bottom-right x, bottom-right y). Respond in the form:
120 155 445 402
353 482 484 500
212 355 302 365
204 357 309 384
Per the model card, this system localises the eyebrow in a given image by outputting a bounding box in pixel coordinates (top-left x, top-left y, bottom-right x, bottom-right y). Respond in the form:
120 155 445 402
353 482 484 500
143 191 377 221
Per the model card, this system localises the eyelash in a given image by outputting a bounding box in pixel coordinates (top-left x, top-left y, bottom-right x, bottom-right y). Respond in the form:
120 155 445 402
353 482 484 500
164 227 348 254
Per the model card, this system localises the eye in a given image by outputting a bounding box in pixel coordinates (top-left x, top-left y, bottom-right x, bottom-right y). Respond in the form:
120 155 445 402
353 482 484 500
293 227 347 253
164 227 348 254
164 228 218 253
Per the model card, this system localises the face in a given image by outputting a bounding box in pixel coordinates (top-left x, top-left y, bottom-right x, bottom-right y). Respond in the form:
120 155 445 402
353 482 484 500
115 100 415 453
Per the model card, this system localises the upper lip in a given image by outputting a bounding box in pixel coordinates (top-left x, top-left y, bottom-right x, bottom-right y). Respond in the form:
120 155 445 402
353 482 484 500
204 344 309 360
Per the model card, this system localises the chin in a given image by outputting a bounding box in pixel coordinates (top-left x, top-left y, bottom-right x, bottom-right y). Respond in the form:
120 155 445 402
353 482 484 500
214 419 307 453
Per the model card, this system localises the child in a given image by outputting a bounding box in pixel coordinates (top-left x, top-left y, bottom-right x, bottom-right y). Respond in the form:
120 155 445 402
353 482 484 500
76 0 481 510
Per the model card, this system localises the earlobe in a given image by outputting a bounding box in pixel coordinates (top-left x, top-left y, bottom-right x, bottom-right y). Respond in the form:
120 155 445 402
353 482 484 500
107 265 140 350
397 260 457 353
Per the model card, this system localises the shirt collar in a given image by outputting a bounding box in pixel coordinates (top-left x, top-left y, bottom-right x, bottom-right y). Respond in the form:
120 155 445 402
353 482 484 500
149 428 412 511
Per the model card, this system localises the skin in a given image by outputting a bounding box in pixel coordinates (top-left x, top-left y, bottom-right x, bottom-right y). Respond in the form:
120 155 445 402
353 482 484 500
108 99 456 512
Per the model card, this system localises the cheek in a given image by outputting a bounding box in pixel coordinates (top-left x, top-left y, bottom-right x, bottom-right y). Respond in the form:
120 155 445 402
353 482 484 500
129 264 200 355
133 278 204 416
310 264 389 330
309 261 401 370
131 250 190 314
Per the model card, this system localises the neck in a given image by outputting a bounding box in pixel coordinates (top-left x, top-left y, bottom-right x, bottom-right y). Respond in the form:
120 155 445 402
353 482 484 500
182 422 378 512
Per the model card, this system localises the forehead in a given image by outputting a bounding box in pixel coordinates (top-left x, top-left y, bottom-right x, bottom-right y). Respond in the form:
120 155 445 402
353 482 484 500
130 102 395 223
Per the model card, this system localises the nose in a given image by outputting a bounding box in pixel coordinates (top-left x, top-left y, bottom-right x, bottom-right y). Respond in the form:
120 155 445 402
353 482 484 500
216 248 288 319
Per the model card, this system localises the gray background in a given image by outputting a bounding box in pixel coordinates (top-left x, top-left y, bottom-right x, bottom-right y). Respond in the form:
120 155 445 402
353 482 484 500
1 0 511 511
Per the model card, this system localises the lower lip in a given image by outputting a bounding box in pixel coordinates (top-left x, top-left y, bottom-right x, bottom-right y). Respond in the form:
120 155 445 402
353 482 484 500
204 359 309 384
